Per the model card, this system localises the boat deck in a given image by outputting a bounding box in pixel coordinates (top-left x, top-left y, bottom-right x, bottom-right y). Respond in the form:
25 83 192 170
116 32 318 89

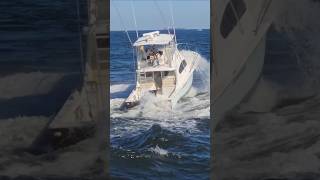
138 64 175 72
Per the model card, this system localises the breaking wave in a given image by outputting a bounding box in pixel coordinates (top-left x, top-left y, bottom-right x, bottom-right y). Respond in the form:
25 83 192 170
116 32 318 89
110 84 131 94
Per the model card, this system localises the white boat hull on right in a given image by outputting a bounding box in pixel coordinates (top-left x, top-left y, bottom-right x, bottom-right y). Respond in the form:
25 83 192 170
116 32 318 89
170 72 193 108
213 36 266 127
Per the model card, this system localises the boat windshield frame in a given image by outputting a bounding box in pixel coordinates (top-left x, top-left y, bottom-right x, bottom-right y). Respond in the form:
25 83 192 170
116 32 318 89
136 42 176 67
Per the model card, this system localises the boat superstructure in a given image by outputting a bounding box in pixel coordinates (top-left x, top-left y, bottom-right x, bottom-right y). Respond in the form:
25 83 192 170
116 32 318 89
122 31 200 109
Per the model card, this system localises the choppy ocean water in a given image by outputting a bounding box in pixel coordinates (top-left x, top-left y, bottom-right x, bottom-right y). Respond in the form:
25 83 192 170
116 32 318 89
110 30 210 179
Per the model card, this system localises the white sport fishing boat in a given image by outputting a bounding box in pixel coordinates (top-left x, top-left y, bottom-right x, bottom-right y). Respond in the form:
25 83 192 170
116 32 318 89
212 0 280 127
211 0 281 178
122 31 200 109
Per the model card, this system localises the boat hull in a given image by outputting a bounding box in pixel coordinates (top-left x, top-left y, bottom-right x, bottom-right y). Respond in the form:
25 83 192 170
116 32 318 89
120 100 140 110
170 72 193 107
213 36 266 127
123 72 194 109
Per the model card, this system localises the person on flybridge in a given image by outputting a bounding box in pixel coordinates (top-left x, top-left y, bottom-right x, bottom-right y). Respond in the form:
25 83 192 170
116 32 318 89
140 45 162 66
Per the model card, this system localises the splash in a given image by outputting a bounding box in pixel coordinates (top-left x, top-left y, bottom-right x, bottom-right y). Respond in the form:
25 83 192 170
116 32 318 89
150 145 168 156
179 50 210 92
110 84 131 94
0 116 47 149
274 0 320 85
110 49 210 117
0 115 102 177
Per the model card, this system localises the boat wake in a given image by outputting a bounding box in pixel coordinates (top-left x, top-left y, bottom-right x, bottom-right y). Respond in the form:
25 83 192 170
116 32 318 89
110 83 131 94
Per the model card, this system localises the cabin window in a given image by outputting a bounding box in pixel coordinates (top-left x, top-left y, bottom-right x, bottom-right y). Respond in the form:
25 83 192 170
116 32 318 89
220 0 247 38
140 72 145 78
161 71 175 77
146 72 153 78
139 73 145 82
179 60 187 74
162 71 169 77
168 71 175 76
96 38 108 48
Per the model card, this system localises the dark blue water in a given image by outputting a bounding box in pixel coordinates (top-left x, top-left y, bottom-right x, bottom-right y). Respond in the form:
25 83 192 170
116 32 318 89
0 0 88 119
110 29 210 180
0 0 87 73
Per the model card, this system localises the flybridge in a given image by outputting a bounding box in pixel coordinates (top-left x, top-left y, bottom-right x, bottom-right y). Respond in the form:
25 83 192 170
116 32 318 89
143 31 160 37
133 31 175 46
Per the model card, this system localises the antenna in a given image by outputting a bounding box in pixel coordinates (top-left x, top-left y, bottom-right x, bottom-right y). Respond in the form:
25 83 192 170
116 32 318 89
169 0 177 43
153 0 171 34
112 0 133 46
130 0 139 39
111 0 136 83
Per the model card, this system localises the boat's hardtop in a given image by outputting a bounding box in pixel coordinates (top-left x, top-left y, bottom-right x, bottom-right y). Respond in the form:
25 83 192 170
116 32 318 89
133 31 174 46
